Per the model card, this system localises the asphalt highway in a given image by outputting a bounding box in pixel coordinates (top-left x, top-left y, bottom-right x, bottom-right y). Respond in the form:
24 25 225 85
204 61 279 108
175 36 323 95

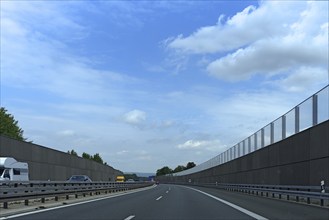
1 184 328 220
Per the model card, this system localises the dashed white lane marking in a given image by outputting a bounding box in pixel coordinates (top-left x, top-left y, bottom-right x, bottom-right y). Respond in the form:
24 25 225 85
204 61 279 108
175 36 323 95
166 191 169 193
156 196 163 201
124 215 135 220
184 186 268 220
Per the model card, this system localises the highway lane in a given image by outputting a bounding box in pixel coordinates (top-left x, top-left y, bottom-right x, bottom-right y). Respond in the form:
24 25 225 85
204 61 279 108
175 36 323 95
1 184 328 220
189 185 329 220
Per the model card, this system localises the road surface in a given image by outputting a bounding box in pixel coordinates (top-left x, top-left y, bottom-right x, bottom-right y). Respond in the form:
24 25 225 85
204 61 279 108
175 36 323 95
1 184 328 220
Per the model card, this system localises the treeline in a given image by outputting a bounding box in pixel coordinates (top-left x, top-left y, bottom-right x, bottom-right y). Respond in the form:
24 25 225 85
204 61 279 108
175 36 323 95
67 149 107 165
0 107 27 141
123 173 149 182
156 162 196 176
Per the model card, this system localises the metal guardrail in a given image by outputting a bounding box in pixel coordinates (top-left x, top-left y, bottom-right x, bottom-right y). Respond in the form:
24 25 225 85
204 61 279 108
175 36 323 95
0 181 154 209
181 182 329 207
175 85 329 176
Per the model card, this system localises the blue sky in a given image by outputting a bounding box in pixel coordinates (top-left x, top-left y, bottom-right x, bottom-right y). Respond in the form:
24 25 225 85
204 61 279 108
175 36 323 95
1 1 328 173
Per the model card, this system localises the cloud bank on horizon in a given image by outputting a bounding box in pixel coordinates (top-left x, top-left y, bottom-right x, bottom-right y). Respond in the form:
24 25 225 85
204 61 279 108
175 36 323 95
1 1 328 172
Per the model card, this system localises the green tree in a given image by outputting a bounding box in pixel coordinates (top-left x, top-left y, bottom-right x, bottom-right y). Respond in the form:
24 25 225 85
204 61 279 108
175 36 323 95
92 153 103 164
124 173 138 180
156 166 173 176
186 162 196 170
82 152 107 165
67 149 78 156
82 152 92 160
0 107 26 141
173 165 186 173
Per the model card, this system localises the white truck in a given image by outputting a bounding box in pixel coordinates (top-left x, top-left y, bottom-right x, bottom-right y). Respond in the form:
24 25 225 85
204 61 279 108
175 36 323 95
0 157 29 181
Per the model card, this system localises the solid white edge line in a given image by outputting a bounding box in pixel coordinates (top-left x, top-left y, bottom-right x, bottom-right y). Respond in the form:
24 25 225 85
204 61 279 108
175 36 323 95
124 215 135 220
0 185 157 220
183 186 268 220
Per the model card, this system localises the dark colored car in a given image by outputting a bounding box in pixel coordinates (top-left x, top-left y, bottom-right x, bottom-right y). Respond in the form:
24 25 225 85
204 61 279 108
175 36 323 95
67 175 92 182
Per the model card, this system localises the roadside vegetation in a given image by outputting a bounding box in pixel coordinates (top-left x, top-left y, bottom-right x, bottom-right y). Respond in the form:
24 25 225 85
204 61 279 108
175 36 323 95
67 150 108 165
0 107 27 141
156 162 196 176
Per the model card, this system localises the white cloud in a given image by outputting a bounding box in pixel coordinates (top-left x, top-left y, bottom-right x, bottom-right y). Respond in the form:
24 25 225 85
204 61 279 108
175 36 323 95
165 1 296 54
177 139 224 152
165 1 328 84
271 67 328 92
123 110 147 125
206 38 327 81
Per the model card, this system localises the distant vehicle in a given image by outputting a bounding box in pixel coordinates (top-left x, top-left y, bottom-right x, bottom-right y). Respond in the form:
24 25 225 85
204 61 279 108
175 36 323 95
126 179 135 183
116 175 125 182
67 175 92 182
0 157 29 181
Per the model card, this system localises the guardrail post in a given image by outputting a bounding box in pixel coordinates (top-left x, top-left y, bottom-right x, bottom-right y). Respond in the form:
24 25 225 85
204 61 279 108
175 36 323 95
4 202 8 209
320 180 325 206
320 180 325 193
25 199 29 206
41 197 45 203
296 189 299 202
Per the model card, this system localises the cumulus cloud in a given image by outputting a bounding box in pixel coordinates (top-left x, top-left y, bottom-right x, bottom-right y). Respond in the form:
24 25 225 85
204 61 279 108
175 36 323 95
123 110 147 125
165 1 328 83
206 38 327 81
271 67 328 92
166 3 283 54
177 139 224 152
